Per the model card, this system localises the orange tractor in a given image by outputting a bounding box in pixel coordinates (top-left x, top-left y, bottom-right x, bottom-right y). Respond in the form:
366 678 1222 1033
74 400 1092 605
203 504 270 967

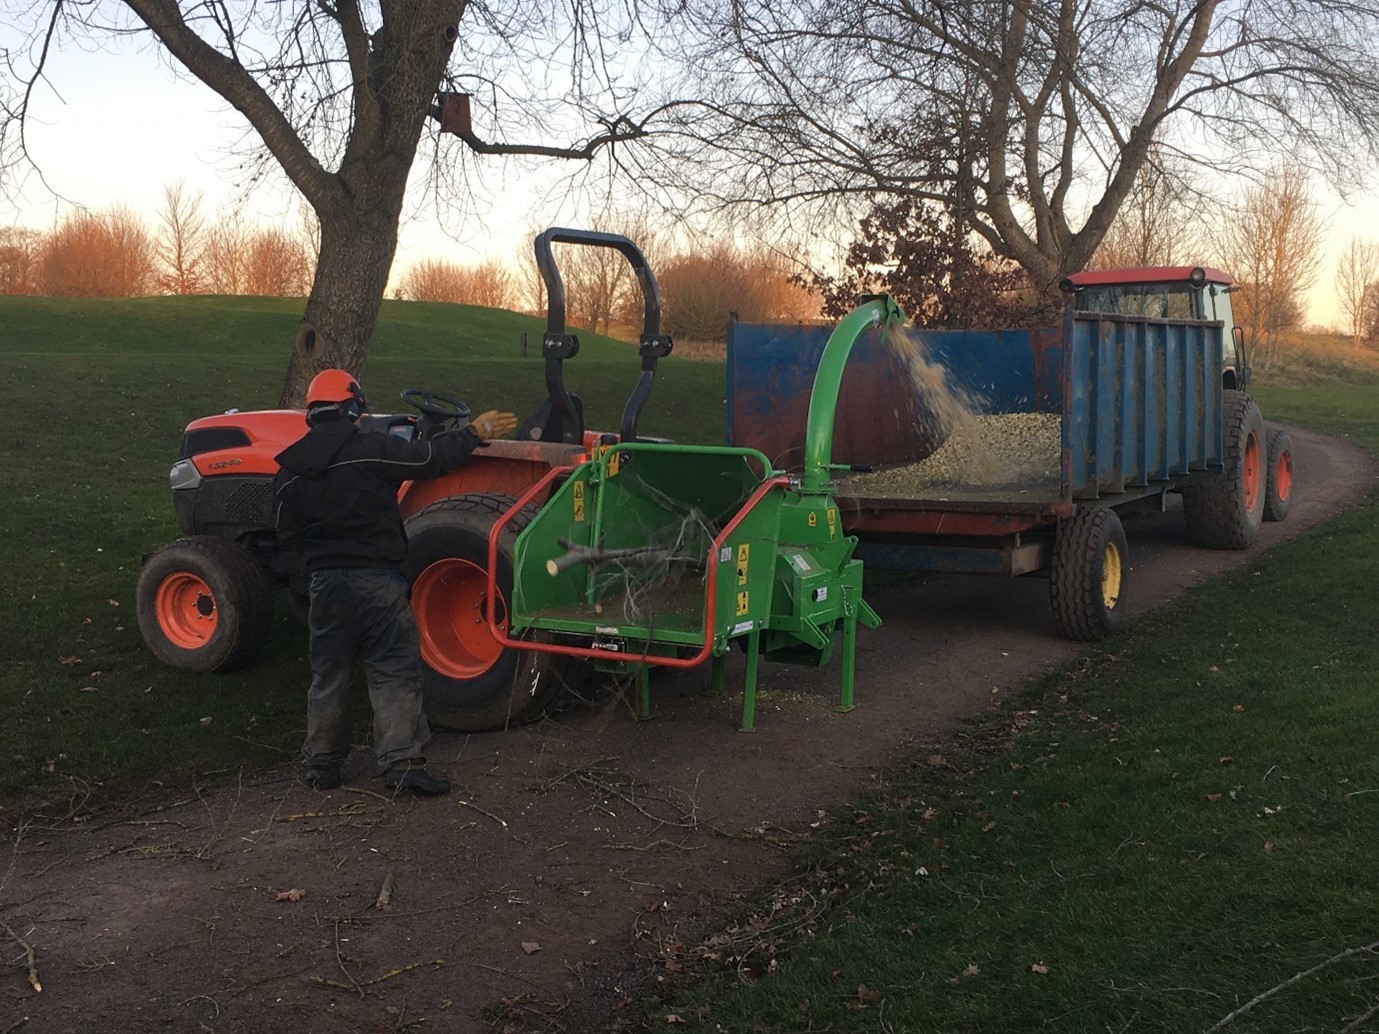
136 229 672 730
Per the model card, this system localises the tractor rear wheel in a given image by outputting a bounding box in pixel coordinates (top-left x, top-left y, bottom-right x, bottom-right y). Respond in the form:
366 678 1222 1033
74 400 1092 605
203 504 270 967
1050 507 1128 642
1182 389 1266 549
1263 427 1294 522
136 536 273 672
403 494 580 732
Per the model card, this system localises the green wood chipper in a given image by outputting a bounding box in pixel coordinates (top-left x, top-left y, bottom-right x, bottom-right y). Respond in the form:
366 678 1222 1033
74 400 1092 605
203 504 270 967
484 296 907 730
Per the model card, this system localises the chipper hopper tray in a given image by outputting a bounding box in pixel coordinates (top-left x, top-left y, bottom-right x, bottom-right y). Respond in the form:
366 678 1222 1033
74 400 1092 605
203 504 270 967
485 297 908 729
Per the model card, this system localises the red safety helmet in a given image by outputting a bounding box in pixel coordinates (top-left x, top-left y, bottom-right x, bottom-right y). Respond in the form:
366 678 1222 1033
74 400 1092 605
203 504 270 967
306 368 365 407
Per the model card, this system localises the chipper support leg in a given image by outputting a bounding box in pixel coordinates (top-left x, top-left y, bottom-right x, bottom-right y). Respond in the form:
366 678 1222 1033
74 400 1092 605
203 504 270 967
711 651 725 696
639 664 651 720
740 625 761 733
837 587 858 713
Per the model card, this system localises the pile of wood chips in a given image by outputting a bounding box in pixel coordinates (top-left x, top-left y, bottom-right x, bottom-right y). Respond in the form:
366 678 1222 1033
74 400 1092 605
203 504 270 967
845 412 1061 493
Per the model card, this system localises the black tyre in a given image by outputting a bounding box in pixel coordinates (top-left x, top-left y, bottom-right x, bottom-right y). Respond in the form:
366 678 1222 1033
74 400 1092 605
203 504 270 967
136 536 274 672
1050 507 1129 642
1263 427 1294 523
403 494 581 731
1182 389 1266 549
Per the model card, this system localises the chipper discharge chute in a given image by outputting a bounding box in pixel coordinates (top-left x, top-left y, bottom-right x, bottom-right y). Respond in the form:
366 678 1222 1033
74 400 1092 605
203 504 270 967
485 296 907 729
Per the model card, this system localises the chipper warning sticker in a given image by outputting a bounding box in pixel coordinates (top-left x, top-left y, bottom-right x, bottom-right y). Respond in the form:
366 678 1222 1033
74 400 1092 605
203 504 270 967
573 480 585 522
736 590 750 616
736 543 750 585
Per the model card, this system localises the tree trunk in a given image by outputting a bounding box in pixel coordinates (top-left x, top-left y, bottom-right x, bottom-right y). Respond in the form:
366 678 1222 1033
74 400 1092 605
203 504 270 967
279 204 404 406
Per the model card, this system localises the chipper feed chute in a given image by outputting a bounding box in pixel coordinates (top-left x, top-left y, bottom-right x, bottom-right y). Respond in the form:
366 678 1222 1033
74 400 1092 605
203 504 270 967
485 296 906 729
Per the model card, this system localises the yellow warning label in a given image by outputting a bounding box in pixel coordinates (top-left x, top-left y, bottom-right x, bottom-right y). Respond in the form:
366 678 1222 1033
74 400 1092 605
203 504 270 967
736 543 750 585
807 512 817 527
828 507 837 538
607 451 621 476
736 590 750 616
573 480 586 522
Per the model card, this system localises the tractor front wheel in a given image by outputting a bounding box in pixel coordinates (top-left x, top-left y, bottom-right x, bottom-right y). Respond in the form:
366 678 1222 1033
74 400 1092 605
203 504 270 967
403 494 579 732
136 536 273 672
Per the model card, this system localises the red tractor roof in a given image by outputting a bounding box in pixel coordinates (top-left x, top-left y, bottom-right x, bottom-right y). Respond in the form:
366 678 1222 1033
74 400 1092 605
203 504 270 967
1064 266 1234 288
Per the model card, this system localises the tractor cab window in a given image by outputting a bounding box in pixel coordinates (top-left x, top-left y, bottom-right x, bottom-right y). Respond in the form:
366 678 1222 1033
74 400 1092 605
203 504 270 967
1074 283 1198 320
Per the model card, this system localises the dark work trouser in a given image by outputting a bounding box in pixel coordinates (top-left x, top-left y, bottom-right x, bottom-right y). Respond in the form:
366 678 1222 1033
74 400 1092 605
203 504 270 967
302 568 430 775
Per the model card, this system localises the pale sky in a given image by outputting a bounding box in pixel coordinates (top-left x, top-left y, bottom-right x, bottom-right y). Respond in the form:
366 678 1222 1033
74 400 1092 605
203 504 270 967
8 29 1379 330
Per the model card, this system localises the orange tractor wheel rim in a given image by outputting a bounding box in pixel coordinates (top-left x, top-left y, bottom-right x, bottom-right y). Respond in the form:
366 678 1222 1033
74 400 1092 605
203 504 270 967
412 557 504 679
1243 432 1261 511
1275 449 1293 501
155 572 218 648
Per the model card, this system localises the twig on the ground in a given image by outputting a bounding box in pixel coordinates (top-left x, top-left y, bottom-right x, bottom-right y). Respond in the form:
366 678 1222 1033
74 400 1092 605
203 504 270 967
334 919 365 999
2 921 40 992
457 796 509 829
607 839 702 853
1205 936 1379 1031
307 959 443 992
3 1016 30 1033
1341 1000 1379 1033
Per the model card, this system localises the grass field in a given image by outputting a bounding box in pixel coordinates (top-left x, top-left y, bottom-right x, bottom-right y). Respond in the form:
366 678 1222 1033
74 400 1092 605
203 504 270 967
0 294 726 809
642 366 1379 1030
6 296 1379 1032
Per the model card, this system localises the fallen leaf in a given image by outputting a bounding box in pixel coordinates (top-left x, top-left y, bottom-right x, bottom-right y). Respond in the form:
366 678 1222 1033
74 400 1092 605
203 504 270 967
1031 963 1050 974
1264 841 1274 852
1219 756 1235 765
107 598 120 607
927 754 946 768
521 941 542 955
665 1016 684 1024
1205 793 1223 802
80 686 98 693
275 888 306 902
199 716 212 725
962 963 979 977
1232 704 1245 713
856 984 880 1003
59 656 80 666
981 821 997 833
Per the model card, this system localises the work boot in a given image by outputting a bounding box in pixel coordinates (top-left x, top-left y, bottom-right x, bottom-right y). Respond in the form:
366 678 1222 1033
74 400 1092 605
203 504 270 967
383 765 450 796
303 766 342 791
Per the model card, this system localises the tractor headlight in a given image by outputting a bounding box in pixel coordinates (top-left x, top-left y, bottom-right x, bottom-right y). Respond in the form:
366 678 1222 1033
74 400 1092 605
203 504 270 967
169 459 202 491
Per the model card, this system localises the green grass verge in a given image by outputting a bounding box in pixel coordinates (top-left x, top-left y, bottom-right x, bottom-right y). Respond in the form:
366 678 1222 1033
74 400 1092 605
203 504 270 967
0 294 725 808
641 376 1379 1032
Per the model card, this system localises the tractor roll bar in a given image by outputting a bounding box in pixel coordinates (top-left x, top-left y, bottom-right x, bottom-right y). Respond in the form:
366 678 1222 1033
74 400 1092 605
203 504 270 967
533 227 673 443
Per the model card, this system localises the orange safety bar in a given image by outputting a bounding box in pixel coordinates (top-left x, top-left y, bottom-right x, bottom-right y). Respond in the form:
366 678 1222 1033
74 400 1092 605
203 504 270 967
486 472 791 668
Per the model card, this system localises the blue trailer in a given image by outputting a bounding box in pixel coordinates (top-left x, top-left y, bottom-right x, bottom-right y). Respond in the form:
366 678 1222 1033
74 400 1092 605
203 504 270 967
727 277 1292 640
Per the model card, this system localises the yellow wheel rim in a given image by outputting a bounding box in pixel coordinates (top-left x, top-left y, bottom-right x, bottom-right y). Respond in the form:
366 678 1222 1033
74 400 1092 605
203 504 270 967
1101 541 1123 610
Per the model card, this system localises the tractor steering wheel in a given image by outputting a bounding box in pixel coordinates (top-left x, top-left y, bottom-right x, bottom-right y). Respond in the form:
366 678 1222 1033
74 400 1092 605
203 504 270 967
400 388 472 425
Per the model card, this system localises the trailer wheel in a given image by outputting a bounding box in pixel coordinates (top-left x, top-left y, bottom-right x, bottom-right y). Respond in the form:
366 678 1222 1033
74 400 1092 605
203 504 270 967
1051 508 1128 642
1263 427 1294 523
404 494 579 731
136 536 274 672
1182 389 1266 549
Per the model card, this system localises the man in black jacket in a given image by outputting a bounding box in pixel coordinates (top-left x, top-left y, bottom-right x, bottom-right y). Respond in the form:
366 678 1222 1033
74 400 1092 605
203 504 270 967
274 369 517 795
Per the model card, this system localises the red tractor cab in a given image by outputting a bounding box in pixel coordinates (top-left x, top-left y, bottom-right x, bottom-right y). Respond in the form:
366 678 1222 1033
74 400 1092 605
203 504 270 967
1062 266 1248 389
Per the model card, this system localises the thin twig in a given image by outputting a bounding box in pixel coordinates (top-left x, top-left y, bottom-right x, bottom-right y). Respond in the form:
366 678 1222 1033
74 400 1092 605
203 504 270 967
2 921 40 992
1205 936 1379 1031
457 797 509 829
334 919 365 999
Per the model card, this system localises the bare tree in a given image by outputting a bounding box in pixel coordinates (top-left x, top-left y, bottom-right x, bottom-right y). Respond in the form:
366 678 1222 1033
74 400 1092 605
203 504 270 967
398 257 513 308
1221 165 1325 368
0 226 42 294
39 206 154 298
2 3 662 403
202 211 252 295
156 181 207 295
646 0 1379 295
660 242 819 341
1091 157 1202 271
1336 237 1379 354
244 228 312 297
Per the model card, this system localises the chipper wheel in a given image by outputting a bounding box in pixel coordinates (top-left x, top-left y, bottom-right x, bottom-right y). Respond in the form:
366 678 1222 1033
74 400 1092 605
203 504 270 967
1051 507 1128 642
403 494 583 732
1181 389 1266 550
1263 427 1294 523
136 536 274 672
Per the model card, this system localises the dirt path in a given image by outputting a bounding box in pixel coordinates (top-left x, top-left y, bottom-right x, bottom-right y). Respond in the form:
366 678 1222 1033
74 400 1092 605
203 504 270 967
2 427 1373 1034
